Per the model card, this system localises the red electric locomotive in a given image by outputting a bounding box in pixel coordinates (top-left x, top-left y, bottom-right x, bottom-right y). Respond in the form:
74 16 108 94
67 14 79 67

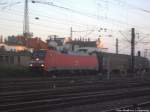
29 49 99 74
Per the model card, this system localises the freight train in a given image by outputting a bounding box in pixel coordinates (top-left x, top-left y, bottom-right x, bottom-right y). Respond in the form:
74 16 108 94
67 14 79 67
29 48 149 75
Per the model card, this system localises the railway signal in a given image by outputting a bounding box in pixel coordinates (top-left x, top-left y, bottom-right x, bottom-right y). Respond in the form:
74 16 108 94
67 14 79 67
116 38 119 54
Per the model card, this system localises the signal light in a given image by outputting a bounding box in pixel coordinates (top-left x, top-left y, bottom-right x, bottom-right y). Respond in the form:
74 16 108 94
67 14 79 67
36 58 39 61
41 64 44 67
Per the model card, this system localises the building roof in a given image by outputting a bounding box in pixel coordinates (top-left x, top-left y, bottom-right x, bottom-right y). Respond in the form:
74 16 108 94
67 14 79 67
66 40 96 47
5 35 48 50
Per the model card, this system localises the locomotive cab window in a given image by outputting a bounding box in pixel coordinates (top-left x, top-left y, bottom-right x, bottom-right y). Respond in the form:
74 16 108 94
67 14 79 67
32 50 46 59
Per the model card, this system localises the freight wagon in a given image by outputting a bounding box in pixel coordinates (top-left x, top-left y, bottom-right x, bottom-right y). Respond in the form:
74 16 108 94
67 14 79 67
96 52 149 74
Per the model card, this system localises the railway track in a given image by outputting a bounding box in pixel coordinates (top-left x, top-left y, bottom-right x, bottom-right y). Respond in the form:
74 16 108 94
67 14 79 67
1 76 150 92
1 86 150 112
105 101 150 112
1 77 150 112
1 82 150 104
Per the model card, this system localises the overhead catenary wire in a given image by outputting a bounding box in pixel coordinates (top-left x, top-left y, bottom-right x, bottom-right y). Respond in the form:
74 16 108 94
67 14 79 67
0 22 69 37
0 17 70 32
1 0 150 27
0 7 98 28
1 1 21 10
98 0 150 15
0 2 7 5
1 0 150 32
31 0 148 30
1 12 149 44
118 0 150 14
118 30 130 43
0 5 122 38
1 0 150 42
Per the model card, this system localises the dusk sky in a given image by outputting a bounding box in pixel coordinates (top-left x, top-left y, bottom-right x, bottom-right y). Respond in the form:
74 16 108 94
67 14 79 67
0 0 150 55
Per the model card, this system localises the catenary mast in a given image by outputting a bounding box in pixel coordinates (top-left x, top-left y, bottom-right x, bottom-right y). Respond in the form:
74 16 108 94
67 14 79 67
23 0 30 38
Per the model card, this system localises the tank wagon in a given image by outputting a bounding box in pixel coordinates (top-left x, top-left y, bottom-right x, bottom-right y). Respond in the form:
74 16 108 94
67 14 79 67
29 49 149 75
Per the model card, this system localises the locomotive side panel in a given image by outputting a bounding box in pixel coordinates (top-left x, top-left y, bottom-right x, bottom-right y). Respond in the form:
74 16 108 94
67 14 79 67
45 50 99 72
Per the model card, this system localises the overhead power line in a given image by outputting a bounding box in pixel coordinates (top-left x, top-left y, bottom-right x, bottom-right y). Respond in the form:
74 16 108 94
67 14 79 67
99 0 150 15
119 0 150 14
0 17 69 31
31 0 98 19
1 0 150 40
0 2 7 5
1 1 21 10
118 30 130 43
31 0 149 30
2 0 149 31
0 5 99 28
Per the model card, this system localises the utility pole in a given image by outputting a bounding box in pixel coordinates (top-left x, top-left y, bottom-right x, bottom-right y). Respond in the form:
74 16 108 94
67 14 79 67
131 28 135 73
107 57 110 80
23 0 30 38
70 27 73 38
116 38 118 54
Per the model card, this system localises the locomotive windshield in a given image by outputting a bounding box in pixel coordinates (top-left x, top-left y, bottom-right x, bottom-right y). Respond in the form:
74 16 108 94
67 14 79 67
32 50 46 59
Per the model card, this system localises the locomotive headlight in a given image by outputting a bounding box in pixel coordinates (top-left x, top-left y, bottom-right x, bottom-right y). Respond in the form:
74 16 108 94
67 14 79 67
36 58 39 61
41 64 44 67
